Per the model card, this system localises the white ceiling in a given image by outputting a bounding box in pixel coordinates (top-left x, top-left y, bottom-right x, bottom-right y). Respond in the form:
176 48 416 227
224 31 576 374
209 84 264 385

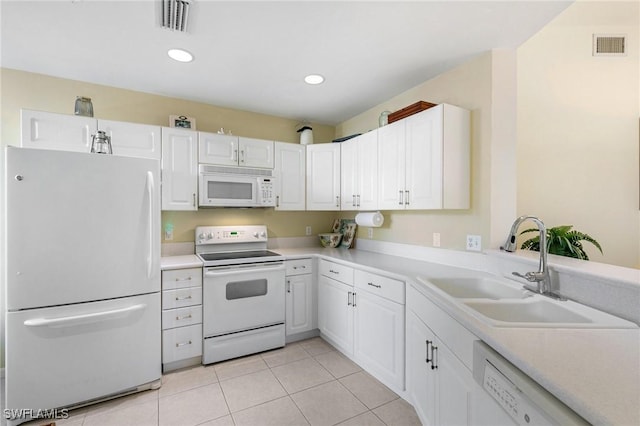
1 0 572 125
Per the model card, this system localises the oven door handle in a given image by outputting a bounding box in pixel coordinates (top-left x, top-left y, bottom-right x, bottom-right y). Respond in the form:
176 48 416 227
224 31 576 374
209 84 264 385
204 262 285 277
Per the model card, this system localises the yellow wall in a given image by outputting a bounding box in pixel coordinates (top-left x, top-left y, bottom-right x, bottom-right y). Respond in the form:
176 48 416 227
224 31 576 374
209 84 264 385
517 0 639 268
0 68 340 245
336 50 517 252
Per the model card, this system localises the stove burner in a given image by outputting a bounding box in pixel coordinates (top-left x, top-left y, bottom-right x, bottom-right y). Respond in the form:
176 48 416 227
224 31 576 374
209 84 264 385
199 250 282 262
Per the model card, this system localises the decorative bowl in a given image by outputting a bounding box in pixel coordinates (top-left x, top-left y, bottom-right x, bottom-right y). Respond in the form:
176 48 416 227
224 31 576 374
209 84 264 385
319 233 343 248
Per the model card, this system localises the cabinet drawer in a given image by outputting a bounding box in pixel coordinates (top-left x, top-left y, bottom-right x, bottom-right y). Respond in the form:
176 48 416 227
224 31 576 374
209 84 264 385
286 258 313 276
162 305 203 330
355 269 405 304
162 268 202 290
162 287 202 310
408 283 476 370
319 259 354 285
163 324 202 364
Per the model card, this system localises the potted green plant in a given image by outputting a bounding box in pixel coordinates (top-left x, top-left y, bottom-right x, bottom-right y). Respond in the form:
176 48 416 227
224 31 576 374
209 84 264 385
520 225 603 260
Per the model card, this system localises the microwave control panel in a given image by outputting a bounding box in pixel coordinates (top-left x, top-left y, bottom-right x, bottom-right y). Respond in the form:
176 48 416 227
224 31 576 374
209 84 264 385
258 178 275 206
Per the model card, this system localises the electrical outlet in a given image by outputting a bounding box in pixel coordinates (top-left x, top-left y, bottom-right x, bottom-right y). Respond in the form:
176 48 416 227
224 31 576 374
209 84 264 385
164 223 174 241
368 228 373 238
466 235 482 251
305 226 312 236
432 233 441 247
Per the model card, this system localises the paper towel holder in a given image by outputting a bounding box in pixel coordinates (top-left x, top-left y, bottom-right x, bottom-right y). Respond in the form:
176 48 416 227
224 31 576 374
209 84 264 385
355 211 385 228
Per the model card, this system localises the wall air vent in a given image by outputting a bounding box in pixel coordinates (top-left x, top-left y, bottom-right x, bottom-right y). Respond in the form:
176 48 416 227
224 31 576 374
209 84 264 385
593 34 626 56
161 0 192 32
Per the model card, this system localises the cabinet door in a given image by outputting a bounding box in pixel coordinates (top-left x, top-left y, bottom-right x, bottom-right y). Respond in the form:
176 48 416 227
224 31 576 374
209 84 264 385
161 127 198 211
306 144 341 211
99 119 161 160
274 142 306 210
377 120 406 210
285 274 313 335
239 137 274 168
437 339 474 426
318 275 353 355
353 289 404 391
357 130 378 210
198 132 239 166
340 138 358 210
407 311 437 426
405 106 443 209
21 109 96 152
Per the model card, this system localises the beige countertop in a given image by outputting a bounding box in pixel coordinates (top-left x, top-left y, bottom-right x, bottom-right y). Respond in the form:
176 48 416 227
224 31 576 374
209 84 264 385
161 247 640 425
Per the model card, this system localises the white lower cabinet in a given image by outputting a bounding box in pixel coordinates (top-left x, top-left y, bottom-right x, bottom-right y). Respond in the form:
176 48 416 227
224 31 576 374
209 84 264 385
407 283 514 426
318 260 405 393
161 267 203 371
285 258 315 336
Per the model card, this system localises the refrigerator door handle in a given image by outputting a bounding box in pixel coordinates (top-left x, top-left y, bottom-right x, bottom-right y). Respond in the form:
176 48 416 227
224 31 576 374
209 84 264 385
23 304 147 328
146 171 157 279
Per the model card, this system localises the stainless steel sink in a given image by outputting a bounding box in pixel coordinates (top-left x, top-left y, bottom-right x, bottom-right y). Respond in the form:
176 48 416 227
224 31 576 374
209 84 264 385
424 277 531 300
462 299 638 328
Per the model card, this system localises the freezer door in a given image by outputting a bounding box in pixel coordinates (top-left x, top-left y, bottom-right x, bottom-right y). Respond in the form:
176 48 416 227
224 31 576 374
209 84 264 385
5 293 161 418
5 147 160 310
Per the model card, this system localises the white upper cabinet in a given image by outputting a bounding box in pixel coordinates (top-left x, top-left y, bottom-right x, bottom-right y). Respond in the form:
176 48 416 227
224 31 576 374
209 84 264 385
378 104 470 210
274 142 306 210
239 137 274 168
161 127 198 211
340 131 378 211
99 119 161 160
198 132 239 166
198 133 274 169
306 143 341 211
20 109 161 160
21 109 97 153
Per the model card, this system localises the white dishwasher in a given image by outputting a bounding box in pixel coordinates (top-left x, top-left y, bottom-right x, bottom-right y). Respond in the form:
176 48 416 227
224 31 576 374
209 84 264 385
473 341 589 426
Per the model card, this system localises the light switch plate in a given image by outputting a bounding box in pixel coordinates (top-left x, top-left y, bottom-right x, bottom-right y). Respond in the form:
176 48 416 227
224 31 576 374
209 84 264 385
433 233 441 247
466 235 482 251
305 226 312 236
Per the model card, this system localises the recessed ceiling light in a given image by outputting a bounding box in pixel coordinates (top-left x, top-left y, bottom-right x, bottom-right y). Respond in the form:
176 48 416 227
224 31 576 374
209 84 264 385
304 74 324 85
168 48 194 63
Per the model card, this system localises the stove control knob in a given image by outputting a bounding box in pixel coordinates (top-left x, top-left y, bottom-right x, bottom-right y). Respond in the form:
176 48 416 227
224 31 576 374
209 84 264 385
260 232 267 238
198 233 206 240
253 232 259 238
207 232 213 240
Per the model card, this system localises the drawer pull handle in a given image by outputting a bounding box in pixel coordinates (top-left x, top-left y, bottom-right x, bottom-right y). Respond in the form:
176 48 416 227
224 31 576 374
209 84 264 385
329 269 339 275
176 314 192 321
175 295 193 301
293 265 306 270
367 282 381 288
175 276 193 281
426 340 433 364
431 345 438 370
176 340 192 347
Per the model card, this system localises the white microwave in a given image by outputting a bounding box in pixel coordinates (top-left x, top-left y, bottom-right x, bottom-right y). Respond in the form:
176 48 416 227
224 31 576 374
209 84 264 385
199 165 276 207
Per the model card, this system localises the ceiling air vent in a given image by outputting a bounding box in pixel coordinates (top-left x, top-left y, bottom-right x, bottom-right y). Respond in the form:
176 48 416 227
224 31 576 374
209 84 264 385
161 0 192 32
593 34 626 56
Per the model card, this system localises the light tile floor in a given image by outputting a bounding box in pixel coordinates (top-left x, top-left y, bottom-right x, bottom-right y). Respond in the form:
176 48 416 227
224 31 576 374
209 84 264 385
11 337 421 426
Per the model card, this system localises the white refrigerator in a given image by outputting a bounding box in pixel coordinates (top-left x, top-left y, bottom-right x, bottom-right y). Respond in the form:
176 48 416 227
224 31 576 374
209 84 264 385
4 147 161 425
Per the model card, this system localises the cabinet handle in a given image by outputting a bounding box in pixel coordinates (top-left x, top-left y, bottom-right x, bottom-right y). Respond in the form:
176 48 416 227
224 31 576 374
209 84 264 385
399 190 404 205
336 196 340 207
352 292 356 307
240 150 245 163
347 291 352 306
233 149 238 161
329 269 339 275
431 345 438 370
276 195 280 208
405 190 410 206
293 265 306 270
175 276 193 281
176 340 192 347
175 314 192 321
425 340 432 364
286 279 291 293
175 295 193 301
367 282 381 289
357 194 361 207
352 194 356 207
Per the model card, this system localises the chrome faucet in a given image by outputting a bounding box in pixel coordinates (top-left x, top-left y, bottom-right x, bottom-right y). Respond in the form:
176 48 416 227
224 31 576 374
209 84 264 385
501 215 560 298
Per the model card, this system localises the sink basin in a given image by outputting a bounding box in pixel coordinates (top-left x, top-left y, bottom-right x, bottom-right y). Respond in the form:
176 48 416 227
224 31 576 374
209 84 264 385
425 277 531 300
463 299 638 328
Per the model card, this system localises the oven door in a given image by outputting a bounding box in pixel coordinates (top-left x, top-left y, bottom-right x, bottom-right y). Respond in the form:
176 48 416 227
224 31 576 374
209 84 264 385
203 262 285 337
199 173 258 207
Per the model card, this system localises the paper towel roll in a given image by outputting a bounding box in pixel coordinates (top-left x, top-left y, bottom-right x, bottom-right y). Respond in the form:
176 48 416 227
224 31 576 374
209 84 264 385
355 211 384 227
